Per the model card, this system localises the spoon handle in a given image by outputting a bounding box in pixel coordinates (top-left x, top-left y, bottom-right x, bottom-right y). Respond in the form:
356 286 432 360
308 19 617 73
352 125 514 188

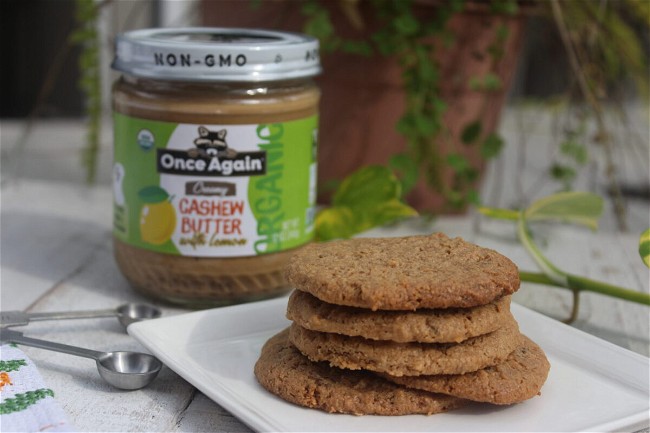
26 309 116 322
0 329 103 360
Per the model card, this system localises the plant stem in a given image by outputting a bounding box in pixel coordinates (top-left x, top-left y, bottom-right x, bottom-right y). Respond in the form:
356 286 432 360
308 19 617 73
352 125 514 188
517 216 568 285
515 211 648 323
520 271 650 306
567 289 580 324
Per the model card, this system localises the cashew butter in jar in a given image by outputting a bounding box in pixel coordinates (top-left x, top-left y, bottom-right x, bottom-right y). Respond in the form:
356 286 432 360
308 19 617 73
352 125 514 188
111 28 320 307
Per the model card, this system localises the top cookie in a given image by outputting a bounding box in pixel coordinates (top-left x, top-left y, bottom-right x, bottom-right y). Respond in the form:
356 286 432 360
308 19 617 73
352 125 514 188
285 233 520 310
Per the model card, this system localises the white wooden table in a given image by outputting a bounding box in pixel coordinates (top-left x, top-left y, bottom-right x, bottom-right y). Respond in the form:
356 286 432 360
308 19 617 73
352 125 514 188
1 115 649 431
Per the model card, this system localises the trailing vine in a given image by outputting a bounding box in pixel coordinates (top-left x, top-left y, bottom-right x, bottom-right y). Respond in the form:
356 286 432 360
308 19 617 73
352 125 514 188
71 0 102 184
546 0 649 230
301 0 518 212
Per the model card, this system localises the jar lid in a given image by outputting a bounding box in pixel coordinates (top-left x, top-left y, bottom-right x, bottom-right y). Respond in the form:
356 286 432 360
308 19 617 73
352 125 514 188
112 27 321 82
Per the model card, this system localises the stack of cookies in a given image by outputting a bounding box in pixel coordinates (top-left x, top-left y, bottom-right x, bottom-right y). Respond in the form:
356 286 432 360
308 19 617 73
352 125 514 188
255 233 550 415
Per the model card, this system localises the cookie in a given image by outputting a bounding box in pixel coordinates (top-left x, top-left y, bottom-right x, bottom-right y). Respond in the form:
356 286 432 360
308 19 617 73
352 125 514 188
380 335 550 405
254 329 467 415
289 318 521 376
285 233 520 310
287 290 514 343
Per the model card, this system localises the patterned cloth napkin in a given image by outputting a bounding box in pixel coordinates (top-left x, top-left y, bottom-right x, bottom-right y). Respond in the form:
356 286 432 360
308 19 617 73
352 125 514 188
0 344 74 432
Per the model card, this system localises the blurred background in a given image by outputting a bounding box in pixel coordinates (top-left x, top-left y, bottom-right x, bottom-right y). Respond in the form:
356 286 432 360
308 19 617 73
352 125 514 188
1 0 648 232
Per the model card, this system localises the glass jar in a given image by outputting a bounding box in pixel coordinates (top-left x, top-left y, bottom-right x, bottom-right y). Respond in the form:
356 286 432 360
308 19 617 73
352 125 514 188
111 28 320 307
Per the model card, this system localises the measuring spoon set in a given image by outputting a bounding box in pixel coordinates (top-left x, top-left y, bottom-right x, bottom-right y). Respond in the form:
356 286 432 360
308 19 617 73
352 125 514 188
0 303 163 390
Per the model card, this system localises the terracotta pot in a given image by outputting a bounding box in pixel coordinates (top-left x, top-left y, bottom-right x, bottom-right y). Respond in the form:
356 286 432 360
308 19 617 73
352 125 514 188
200 0 526 212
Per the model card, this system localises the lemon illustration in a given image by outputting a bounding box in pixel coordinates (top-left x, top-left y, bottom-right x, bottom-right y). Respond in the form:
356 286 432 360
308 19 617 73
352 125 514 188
139 186 176 245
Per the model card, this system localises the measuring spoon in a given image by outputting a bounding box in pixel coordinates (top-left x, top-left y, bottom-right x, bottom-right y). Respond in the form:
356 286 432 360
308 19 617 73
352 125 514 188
0 303 162 330
0 328 162 390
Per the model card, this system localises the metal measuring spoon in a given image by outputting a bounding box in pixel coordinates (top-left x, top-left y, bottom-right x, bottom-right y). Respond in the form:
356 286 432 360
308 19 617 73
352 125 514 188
0 303 162 330
0 328 162 390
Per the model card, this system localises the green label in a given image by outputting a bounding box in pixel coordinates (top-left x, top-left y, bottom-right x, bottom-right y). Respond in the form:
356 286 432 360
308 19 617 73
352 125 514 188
113 114 318 257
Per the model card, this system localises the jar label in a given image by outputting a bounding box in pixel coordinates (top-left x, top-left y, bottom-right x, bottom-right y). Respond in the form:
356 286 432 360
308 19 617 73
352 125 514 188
113 114 318 257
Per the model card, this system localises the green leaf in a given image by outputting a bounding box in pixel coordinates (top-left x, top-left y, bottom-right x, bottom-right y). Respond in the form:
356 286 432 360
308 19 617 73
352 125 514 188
490 0 518 15
524 192 604 230
394 12 420 36
446 153 471 173
332 165 401 207
484 73 503 91
461 121 482 144
138 186 170 203
396 113 416 138
414 113 437 136
372 30 398 56
639 228 650 268
466 189 481 206
560 140 588 164
417 53 438 82
550 164 575 178
480 133 504 159
315 199 417 242
302 1 336 48
366 198 419 227
389 153 419 197
550 164 576 188
469 73 502 92
314 206 356 241
315 165 418 241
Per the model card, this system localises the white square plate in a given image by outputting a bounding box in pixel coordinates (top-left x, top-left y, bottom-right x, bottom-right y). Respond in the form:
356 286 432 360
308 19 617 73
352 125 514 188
129 297 649 432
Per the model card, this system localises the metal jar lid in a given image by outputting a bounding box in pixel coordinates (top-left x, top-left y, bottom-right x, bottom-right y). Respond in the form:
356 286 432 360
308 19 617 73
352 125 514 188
112 27 321 82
